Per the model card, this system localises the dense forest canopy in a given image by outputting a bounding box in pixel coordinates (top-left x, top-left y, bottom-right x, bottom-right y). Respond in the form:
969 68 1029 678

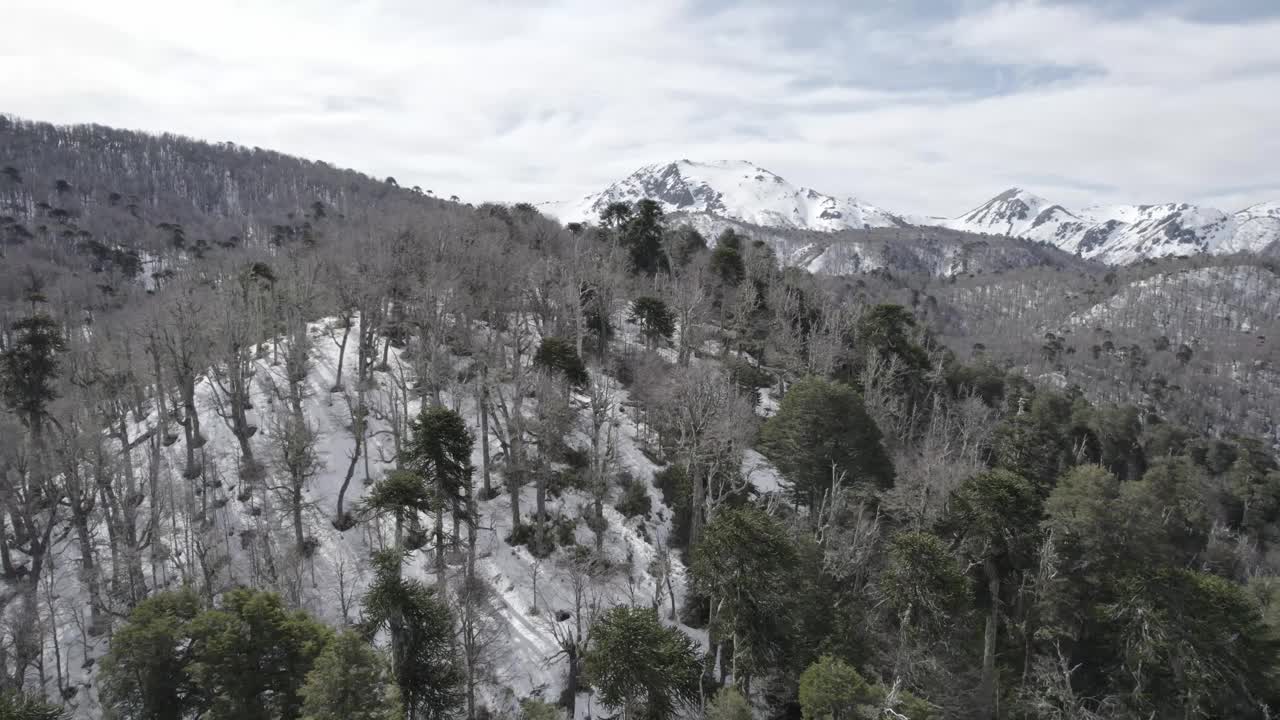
2 116 1280 720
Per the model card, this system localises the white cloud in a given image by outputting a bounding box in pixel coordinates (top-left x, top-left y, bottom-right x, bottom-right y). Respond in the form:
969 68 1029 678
1 0 1277 216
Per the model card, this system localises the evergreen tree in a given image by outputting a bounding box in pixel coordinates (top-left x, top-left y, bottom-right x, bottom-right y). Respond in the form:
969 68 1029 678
705 687 751 720
584 606 701 720
988 391 1074 493
600 201 633 229
186 589 333 720
854 305 924 364
629 297 675 350
1039 464 1162 631
1074 404 1145 481
0 313 65 434
518 698 563 720
299 630 398 720
533 337 589 388
622 199 668 275
1100 568 1280 718
1120 457 1211 565
939 470 1040 719
0 690 68 720
101 588 332 720
691 506 797 688
404 408 474 499
362 551 462 720
879 531 970 638
402 405 474 572
757 376 893 519
797 655 878 720
363 469 435 549
1223 437 1280 540
709 230 745 287
669 226 707 267
99 587 204 720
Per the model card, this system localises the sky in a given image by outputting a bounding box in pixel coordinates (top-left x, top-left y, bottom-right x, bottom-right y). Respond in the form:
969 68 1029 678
3 0 1279 216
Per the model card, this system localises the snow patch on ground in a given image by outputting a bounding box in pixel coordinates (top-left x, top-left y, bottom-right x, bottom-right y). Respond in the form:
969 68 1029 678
3 315 753 718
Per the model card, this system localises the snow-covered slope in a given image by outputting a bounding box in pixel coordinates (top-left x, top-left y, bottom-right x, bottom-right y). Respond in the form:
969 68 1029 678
948 190 1279 264
948 188 1074 238
3 311 789 719
1229 202 1280 255
555 160 904 232
1069 264 1280 341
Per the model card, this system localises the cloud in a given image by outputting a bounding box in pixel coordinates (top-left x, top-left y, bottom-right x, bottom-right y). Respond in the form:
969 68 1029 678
1 0 1277 216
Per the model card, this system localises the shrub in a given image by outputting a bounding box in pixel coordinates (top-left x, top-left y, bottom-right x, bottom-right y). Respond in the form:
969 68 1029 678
615 476 652 520
520 698 563 720
508 514 578 558
654 466 692 549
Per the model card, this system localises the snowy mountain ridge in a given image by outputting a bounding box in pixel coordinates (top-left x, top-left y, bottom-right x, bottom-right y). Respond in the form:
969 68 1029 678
551 162 1279 265
554 159 906 232
945 189 1279 264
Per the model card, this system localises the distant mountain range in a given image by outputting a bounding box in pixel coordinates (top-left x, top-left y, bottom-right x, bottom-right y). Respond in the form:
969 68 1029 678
552 161 1280 265
553 159 905 232
948 188 1280 264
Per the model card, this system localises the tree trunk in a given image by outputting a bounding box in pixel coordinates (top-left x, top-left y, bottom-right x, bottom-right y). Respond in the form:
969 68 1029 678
176 369 204 480
980 558 999 719
593 494 605 554
688 458 705 550
292 486 305 550
535 468 547 554
333 316 351 390
565 646 580 718
149 340 172 444
334 426 363 529
0 513 13 577
147 433 164 589
464 476 480 720
478 382 493 498
113 418 145 601
72 508 104 634
508 332 526 530
224 350 256 466
435 502 446 594
509 412 523 530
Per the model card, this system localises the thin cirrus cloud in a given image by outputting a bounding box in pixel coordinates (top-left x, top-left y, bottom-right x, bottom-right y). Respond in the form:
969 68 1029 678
2 0 1277 217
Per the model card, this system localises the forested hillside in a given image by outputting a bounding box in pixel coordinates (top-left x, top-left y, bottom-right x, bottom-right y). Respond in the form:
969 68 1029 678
4 117 1280 720
917 256 1280 443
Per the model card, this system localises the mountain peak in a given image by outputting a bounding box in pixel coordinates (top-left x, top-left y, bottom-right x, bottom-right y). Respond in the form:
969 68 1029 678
953 187 1055 236
553 160 903 232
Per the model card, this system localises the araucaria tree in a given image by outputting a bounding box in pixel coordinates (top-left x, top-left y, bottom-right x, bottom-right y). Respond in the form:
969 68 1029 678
691 506 797 693
1 314 65 435
939 469 1040 719
99 587 333 720
298 630 398 720
630 297 675 350
758 376 894 520
584 606 701 720
362 550 463 720
402 405 474 588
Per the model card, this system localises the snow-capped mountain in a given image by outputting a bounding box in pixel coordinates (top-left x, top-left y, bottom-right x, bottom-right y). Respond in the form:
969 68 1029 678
555 159 905 231
552 161 1278 266
949 188 1078 238
1228 202 1280 255
947 189 1279 264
